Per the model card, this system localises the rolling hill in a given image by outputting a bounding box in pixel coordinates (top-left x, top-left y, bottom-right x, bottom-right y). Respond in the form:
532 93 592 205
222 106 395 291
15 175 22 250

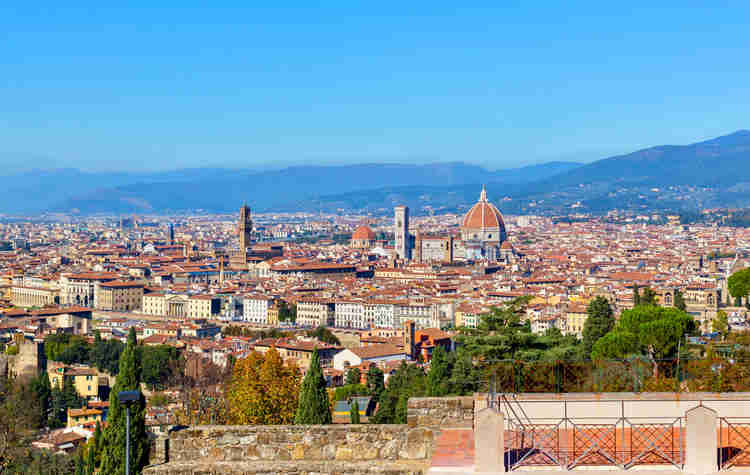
4 130 750 215
45 161 581 214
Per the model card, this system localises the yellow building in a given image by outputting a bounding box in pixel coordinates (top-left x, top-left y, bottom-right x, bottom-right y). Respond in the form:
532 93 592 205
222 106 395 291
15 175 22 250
267 304 280 326
187 295 219 319
67 407 102 428
564 304 588 337
454 303 487 329
48 364 100 399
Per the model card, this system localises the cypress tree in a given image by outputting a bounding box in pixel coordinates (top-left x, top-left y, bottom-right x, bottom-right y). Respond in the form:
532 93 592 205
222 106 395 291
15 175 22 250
582 296 615 358
426 346 451 397
294 348 331 424
86 440 96 475
345 367 361 386
75 450 85 475
93 420 102 462
31 370 52 428
366 365 385 402
99 328 150 474
349 399 360 424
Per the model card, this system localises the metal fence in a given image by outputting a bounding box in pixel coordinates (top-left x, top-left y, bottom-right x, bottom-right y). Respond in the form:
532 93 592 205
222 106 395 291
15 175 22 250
480 358 750 394
719 418 750 469
500 396 684 470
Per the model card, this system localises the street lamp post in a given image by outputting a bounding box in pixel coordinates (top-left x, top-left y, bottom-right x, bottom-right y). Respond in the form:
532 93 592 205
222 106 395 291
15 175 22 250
118 390 141 475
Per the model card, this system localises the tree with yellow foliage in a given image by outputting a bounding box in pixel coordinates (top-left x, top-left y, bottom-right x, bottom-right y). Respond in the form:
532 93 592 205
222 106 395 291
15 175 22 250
226 348 300 424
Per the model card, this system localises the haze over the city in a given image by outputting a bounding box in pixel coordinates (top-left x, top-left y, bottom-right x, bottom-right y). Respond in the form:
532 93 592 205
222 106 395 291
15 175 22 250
3 2 750 172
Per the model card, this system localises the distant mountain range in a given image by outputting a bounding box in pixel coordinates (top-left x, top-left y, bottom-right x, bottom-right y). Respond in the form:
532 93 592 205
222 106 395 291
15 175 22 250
537 130 750 188
0 161 581 214
3 130 750 215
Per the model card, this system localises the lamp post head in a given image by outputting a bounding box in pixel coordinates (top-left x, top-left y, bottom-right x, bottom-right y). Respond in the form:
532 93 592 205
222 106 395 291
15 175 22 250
118 390 141 405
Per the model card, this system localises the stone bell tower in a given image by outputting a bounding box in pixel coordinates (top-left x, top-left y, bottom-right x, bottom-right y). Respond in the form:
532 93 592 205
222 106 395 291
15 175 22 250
239 203 253 252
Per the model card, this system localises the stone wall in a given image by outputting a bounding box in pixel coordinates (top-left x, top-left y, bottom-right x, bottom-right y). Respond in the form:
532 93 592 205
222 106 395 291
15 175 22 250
145 397 476 474
406 396 475 429
167 425 435 463
146 424 435 474
0 354 8 378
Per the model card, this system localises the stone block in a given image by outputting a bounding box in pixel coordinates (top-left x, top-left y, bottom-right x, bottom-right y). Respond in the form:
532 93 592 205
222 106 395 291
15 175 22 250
475 408 504 472
685 405 717 475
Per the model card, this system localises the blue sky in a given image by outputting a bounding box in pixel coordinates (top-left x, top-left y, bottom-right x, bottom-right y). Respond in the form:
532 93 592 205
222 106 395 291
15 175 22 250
2 2 750 171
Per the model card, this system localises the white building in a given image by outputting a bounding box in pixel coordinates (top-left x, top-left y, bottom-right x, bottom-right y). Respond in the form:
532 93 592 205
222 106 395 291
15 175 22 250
364 302 396 329
242 295 273 325
332 344 408 371
335 300 365 328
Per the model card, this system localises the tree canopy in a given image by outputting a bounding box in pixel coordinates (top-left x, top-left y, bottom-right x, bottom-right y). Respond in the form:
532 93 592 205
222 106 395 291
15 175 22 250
307 326 341 346
45 332 125 375
674 290 687 312
592 305 697 360
728 268 750 300
713 310 730 340
365 365 385 402
226 348 300 424
349 399 360 424
371 362 426 424
345 367 361 386
456 296 581 361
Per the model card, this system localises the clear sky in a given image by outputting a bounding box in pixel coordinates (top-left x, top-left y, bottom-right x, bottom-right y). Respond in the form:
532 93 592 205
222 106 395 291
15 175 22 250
2 2 750 171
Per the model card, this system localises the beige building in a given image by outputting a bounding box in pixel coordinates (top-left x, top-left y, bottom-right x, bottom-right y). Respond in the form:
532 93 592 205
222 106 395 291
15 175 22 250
414 233 454 263
143 323 182 339
60 272 119 307
142 293 219 320
11 285 60 308
95 281 144 311
188 295 220 319
267 304 280 326
296 299 335 327
143 293 167 315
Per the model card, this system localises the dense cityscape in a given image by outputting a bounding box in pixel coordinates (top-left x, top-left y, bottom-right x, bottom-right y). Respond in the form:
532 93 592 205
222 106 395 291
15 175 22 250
2 185 750 472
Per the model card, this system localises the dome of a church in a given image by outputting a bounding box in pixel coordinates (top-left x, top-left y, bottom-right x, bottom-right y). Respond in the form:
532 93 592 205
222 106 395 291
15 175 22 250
462 186 506 230
352 225 376 241
501 240 514 250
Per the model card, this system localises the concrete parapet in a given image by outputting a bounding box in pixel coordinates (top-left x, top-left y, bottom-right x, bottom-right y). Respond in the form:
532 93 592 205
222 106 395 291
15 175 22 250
475 408 504 472
685 405 718 475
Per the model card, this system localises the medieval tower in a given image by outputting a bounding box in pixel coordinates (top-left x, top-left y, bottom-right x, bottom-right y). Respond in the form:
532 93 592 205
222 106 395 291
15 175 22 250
239 203 253 251
394 205 410 260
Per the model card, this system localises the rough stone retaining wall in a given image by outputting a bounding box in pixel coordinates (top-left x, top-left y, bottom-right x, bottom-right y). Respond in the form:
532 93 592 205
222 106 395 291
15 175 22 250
145 396 476 474
166 424 435 463
406 396 475 429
